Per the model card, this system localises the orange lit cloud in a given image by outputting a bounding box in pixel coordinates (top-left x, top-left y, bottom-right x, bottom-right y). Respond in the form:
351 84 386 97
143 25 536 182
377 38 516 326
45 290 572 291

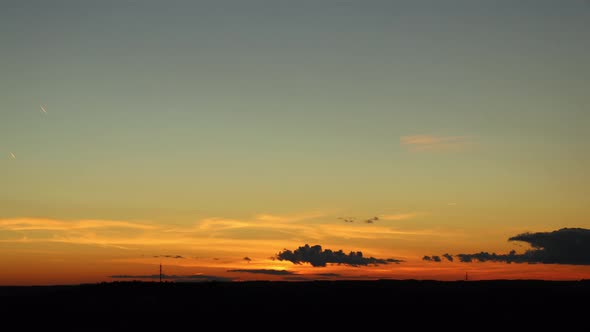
2 216 590 284
0 214 440 261
254 211 326 223
400 135 473 152
0 218 157 231
379 213 421 221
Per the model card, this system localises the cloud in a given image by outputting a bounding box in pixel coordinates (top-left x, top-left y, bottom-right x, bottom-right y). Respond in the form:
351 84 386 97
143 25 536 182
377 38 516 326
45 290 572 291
315 273 342 277
227 269 296 275
436 228 590 265
423 255 441 262
153 255 185 259
386 258 403 263
0 214 446 259
400 135 472 152
0 218 157 231
195 214 325 240
379 213 419 221
365 217 379 224
243 256 252 262
442 253 454 262
253 212 325 223
510 228 590 264
0 217 305 252
275 244 403 267
337 214 419 223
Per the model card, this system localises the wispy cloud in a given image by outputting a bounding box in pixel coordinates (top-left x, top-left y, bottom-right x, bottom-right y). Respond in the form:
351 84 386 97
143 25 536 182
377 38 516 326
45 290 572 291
195 214 324 240
0 213 444 259
379 213 420 221
0 217 308 253
400 135 473 152
254 212 325 223
314 273 342 277
0 218 157 231
153 255 185 259
337 213 420 224
227 269 296 275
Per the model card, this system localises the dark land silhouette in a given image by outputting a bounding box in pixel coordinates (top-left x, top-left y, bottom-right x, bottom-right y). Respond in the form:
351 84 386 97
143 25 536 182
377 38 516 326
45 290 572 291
1 279 589 329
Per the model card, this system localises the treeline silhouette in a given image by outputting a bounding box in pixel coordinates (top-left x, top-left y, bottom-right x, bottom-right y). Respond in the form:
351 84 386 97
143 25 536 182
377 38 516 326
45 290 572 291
1 280 588 329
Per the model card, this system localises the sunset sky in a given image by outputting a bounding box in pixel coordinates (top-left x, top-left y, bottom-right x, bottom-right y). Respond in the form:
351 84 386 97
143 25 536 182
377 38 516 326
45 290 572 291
1 0 589 285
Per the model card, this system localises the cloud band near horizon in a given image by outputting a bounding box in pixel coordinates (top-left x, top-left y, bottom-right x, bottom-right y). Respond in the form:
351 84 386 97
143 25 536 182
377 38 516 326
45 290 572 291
425 228 590 265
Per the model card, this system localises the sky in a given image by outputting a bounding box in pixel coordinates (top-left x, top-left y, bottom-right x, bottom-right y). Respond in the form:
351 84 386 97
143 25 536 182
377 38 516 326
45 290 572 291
1 0 589 285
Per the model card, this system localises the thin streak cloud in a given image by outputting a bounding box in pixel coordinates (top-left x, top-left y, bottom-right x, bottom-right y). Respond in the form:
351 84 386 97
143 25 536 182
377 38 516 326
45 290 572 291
227 269 296 275
379 213 420 221
400 135 473 152
0 218 158 231
254 212 326 223
0 214 451 255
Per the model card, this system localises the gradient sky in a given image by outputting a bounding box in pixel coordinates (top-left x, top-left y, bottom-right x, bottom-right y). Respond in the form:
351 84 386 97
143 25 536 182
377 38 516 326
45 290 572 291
1 0 589 285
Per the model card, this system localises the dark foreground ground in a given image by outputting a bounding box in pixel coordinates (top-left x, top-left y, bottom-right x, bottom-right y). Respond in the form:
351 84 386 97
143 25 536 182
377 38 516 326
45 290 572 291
1 280 589 329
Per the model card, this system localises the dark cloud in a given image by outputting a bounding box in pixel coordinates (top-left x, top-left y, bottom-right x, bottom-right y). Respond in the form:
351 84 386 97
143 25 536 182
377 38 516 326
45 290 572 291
153 255 185 259
436 228 590 265
243 256 252 262
227 269 296 275
365 216 379 224
110 274 232 282
455 251 524 263
338 216 380 224
423 255 441 262
386 258 403 263
442 253 453 262
276 244 403 267
507 228 590 264
315 273 342 277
